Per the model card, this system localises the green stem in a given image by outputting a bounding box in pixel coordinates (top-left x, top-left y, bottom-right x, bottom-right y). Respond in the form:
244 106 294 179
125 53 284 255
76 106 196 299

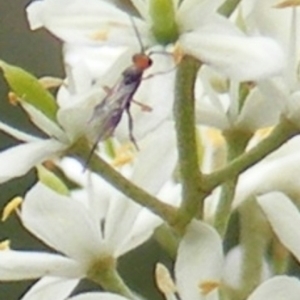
214 130 252 237
174 55 207 229
154 223 179 259
70 141 178 227
204 118 299 191
88 257 135 300
238 199 271 300
218 0 242 17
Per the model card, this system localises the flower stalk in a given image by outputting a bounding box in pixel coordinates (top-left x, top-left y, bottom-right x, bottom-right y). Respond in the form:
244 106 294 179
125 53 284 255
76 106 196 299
204 118 300 191
70 139 179 227
173 55 207 230
214 129 252 237
88 256 135 300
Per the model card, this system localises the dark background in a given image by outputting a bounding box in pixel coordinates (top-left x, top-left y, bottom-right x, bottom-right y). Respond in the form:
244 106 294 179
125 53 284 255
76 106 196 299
0 1 169 299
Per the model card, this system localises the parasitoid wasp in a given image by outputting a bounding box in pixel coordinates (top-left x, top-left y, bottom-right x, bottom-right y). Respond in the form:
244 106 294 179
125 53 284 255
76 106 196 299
85 16 165 166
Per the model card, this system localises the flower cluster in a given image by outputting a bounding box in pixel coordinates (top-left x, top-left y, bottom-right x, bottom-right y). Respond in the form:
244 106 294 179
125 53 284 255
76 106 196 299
1 0 300 299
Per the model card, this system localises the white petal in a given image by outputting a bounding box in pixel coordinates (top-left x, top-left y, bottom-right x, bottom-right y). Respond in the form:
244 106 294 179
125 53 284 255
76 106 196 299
118 182 181 255
0 251 82 280
257 192 300 262
62 44 126 95
0 139 64 183
21 103 68 142
26 0 150 46
21 277 79 300
104 195 141 256
56 94 100 141
175 220 223 300
177 0 223 31
247 276 300 300
181 30 284 81
131 121 177 194
68 292 130 300
21 183 105 264
195 101 230 130
0 120 40 142
234 154 300 207
236 87 281 131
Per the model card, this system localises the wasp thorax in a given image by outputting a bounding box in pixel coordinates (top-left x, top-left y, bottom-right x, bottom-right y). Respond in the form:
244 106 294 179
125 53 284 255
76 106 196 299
132 53 153 70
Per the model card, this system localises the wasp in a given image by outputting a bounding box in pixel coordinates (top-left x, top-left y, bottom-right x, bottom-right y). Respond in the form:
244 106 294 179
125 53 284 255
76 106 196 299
85 18 154 165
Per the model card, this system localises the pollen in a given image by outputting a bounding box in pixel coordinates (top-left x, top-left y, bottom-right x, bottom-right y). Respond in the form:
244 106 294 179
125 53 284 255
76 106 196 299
112 144 135 167
155 263 177 295
274 0 300 8
90 29 109 41
199 280 220 296
205 128 224 148
0 240 11 251
2 197 23 222
173 42 184 65
255 127 273 140
8 92 19 106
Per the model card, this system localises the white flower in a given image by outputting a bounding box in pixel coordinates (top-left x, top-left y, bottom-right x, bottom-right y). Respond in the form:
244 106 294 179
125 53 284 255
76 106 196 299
67 293 130 300
195 68 281 131
0 85 99 183
61 43 176 143
241 0 300 127
257 191 300 263
26 0 284 81
0 121 178 299
233 136 300 207
157 220 300 300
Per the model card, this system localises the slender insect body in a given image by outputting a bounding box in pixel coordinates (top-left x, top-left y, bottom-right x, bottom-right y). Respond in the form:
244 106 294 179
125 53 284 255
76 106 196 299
85 53 153 165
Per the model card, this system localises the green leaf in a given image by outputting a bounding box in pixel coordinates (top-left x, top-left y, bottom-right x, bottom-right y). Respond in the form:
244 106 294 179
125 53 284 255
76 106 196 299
0 60 58 122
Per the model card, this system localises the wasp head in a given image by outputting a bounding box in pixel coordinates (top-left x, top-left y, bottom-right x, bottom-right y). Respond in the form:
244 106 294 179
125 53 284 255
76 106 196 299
132 53 153 71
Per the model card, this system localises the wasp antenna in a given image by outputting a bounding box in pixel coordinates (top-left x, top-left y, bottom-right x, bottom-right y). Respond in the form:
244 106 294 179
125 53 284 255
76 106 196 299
128 15 145 53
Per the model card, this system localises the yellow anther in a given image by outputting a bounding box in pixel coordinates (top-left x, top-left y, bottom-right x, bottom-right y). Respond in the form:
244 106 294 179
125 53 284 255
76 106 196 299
205 128 225 148
112 144 135 167
8 92 20 106
275 0 300 8
90 29 109 41
255 127 273 140
2 197 23 222
43 160 57 171
38 76 64 89
199 280 220 296
173 42 184 65
0 240 10 251
155 263 177 295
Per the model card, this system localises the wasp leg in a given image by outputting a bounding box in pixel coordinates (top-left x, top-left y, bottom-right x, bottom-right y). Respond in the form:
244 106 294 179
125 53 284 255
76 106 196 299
132 99 152 112
125 107 139 150
103 85 113 95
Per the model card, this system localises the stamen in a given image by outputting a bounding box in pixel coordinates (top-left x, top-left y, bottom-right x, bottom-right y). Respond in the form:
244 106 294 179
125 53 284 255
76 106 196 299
112 144 135 167
255 127 273 140
2 197 23 222
173 42 184 65
0 240 10 251
274 0 300 8
199 280 220 296
205 128 224 148
90 29 109 41
155 263 177 295
38 76 63 89
8 92 20 106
